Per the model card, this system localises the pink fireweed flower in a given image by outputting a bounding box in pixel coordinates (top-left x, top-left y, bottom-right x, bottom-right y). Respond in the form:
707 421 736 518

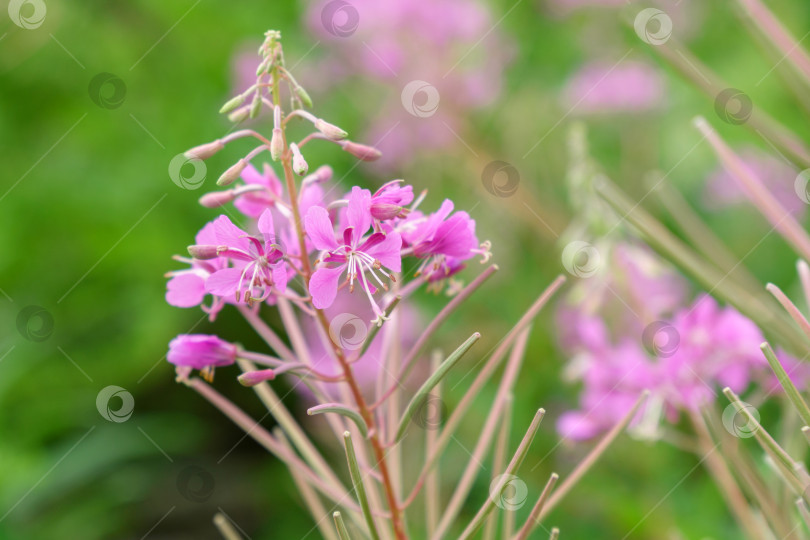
401 199 489 277
305 187 402 322
166 222 229 320
203 210 288 304
369 180 414 220
168 334 238 381
233 163 283 218
563 61 665 114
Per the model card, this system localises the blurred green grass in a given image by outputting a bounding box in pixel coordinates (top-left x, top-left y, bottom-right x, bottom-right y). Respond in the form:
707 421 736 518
1 0 809 538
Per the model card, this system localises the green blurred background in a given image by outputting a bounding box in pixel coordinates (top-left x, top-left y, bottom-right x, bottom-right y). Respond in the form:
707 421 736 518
1 0 809 538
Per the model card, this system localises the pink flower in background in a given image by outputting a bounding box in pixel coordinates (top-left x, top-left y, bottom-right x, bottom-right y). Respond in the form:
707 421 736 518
704 148 804 220
304 0 513 169
563 61 665 114
233 163 283 218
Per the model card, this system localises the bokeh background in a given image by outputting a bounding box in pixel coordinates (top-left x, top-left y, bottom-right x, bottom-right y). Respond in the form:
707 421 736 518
2 0 810 538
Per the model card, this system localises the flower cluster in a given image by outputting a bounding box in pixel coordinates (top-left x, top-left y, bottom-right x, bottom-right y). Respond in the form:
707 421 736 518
557 242 794 441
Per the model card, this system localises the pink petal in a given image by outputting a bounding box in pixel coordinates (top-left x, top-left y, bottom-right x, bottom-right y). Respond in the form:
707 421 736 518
166 273 206 307
305 206 340 251
213 215 251 252
366 232 402 271
272 264 288 293
309 265 345 309
195 221 218 245
205 267 244 297
257 208 276 245
347 187 372 241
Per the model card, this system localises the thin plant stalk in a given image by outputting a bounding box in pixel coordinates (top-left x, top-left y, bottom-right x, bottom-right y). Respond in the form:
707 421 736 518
457 408 546 540
539 391 649 521
425 351 443 538
333 512 352 540
344 431 383 540
276 428 341 540
767 284 810 342
761 342 810 426
430 329 530 539
483 394 513 540
405 276 565 504
513 473 559 540
237 305 296 363
213 513 243 540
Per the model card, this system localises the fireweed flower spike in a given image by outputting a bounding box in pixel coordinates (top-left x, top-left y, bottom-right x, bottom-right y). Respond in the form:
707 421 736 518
165 31 616 539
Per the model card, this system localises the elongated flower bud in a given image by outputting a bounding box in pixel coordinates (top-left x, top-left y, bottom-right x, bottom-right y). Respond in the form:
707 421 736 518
238 368 276 386
290 143 308 175
184 140 224 160
342 141 382 162
228 106 250 123
219 95 245 114
270 106 284 161
249 93 262 119
217 159 247 186
168 334 237 369
309 165 333 184
315 118 348 140
296 86 313 108
198 189 235 208
187 244 223 259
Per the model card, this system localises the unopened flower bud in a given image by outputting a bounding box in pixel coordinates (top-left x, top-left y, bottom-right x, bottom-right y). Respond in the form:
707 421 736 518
184 140 224 160
228 106 250 123
187 245 222 259
238 368 276 386
217 159 248 186
270 129 283 161
249 93 262 119
290 143 308 176
219 95 245 114
198 189 236 208
295 86 313 108
311 165 333 183
370 203 407 221
342 141 383 162
315 118 348 140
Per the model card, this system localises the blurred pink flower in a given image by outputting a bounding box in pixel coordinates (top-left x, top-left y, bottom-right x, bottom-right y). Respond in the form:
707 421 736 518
304 0 513 169
704 147 804 220
563 61 665 114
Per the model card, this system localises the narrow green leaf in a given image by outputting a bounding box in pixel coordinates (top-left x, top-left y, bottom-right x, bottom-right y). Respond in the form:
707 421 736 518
395 332 481 442
761 342 810 426
308 404 368 438
343 432 381 540
332 512 352 540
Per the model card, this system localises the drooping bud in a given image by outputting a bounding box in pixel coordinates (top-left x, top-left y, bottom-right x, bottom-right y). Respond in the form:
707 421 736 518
295 86 313 108
228 106 251 123
184 140 224 160
249 93 262 119
342 141 383 162
238 368 276 387
168 334 238 370
290 143 308 176
217 159 248 186
219 95 245 114
370 203 408 221
187 245 223 259
198 189 236 208
270 106 284 161
314 118 348 140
